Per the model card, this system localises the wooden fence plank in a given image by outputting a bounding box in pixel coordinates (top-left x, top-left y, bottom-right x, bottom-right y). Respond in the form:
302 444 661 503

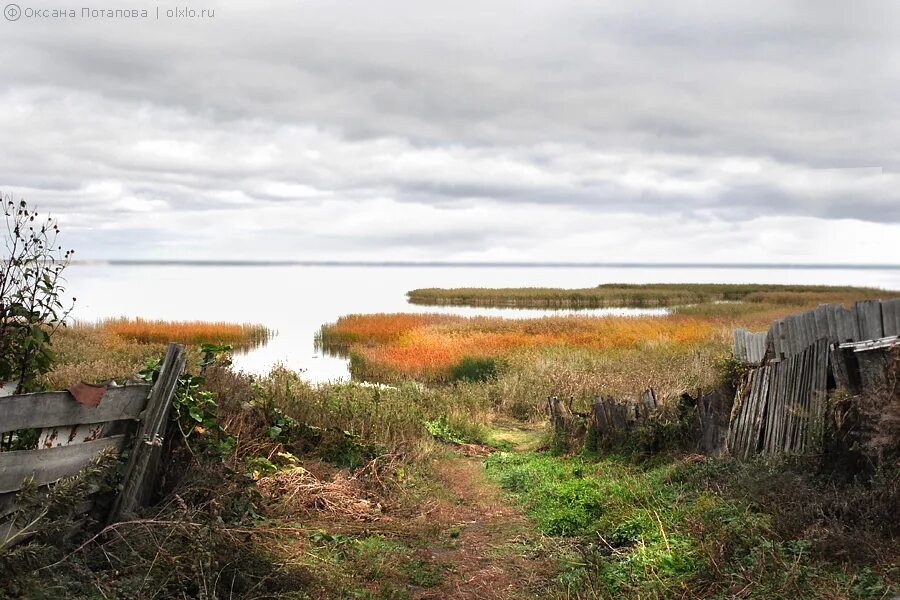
795 345 813 452
775 352 805 453
0 385 151 433
732 330 740 360
801 311 815 351
773 320 786 359
837 306 858 343
825 304 840 344
746 367 769 459
740 369 764 458
855 300 884 341
811 338 829 449
765 365 781 456
731 372 754 458
814 305 829 343
769 357 786 454
0 436 126 494
760 366 776 457
882 299 900 337
754 334 766 364
732 329 746 362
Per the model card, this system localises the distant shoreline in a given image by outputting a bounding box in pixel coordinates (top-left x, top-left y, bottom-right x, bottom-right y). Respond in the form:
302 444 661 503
69 260 900 270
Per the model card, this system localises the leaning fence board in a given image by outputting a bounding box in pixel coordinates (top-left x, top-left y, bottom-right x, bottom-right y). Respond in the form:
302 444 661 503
800 313 813 352
755 367 774 458
814 305 829 342
825 304 840 343
109 343 186 522
775 320 787 358
0 385 150 433
855 300 884 341
0 435 126 494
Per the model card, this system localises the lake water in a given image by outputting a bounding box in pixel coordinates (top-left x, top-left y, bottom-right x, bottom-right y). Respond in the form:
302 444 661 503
65 264 900 382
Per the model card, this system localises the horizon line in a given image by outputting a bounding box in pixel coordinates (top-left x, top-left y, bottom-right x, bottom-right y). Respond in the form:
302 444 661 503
69 259 900 270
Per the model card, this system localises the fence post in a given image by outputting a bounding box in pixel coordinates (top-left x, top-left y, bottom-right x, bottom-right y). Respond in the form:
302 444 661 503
109 343 186 522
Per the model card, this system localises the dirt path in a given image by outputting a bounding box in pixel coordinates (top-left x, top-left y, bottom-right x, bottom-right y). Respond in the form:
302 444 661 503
411 433 555 600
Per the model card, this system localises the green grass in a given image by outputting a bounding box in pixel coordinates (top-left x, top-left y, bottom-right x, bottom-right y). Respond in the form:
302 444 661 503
484 451 898 599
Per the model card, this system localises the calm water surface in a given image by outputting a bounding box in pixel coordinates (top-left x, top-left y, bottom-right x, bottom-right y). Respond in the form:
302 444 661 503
65 265 900 382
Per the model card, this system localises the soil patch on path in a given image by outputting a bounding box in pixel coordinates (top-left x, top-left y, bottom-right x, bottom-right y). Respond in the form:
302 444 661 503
413 453 555 600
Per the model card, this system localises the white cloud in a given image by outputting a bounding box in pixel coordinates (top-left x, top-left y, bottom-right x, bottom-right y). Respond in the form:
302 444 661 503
0 0 898 263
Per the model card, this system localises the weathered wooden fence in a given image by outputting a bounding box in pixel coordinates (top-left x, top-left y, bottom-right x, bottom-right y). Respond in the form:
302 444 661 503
0 343 185 547
732 329 767 366
831 336 900 394
733 299 900 365
728 299 900 459
727 338 829 459
550 299 899 461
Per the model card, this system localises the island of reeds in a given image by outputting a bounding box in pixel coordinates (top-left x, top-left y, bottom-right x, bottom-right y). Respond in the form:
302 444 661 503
408 282 896 310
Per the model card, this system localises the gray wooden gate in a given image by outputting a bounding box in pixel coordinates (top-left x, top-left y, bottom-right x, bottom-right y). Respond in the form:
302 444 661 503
0 343 185 547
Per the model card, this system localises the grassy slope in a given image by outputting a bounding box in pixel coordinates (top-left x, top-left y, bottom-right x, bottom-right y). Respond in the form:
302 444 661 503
485 449 898 599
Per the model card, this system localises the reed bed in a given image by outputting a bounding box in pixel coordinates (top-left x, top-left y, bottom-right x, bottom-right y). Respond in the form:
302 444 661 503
98 317 271 349
321 313 720 385
315 313 458 350
407 283 898 310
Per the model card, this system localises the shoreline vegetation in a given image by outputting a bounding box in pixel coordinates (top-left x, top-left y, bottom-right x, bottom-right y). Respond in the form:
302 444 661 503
408 283 898 310
320 284 900 394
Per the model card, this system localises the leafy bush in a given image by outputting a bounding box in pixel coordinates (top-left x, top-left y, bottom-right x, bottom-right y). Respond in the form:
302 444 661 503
0 196 74 392
424 414 490 446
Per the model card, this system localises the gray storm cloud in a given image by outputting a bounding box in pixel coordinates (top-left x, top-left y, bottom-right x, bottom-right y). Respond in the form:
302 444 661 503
0 0 898 262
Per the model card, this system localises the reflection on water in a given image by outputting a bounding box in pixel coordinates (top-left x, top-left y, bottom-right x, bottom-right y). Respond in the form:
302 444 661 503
64 264 900 383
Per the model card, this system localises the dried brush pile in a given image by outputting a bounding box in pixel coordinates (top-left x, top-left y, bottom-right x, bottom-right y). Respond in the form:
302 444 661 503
257 468 382 521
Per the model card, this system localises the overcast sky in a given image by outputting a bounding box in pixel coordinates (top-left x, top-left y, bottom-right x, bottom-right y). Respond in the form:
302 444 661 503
1 0 898 263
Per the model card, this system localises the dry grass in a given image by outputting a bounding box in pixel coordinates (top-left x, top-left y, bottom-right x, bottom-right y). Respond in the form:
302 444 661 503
42 318 269 389
44 323 166 389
